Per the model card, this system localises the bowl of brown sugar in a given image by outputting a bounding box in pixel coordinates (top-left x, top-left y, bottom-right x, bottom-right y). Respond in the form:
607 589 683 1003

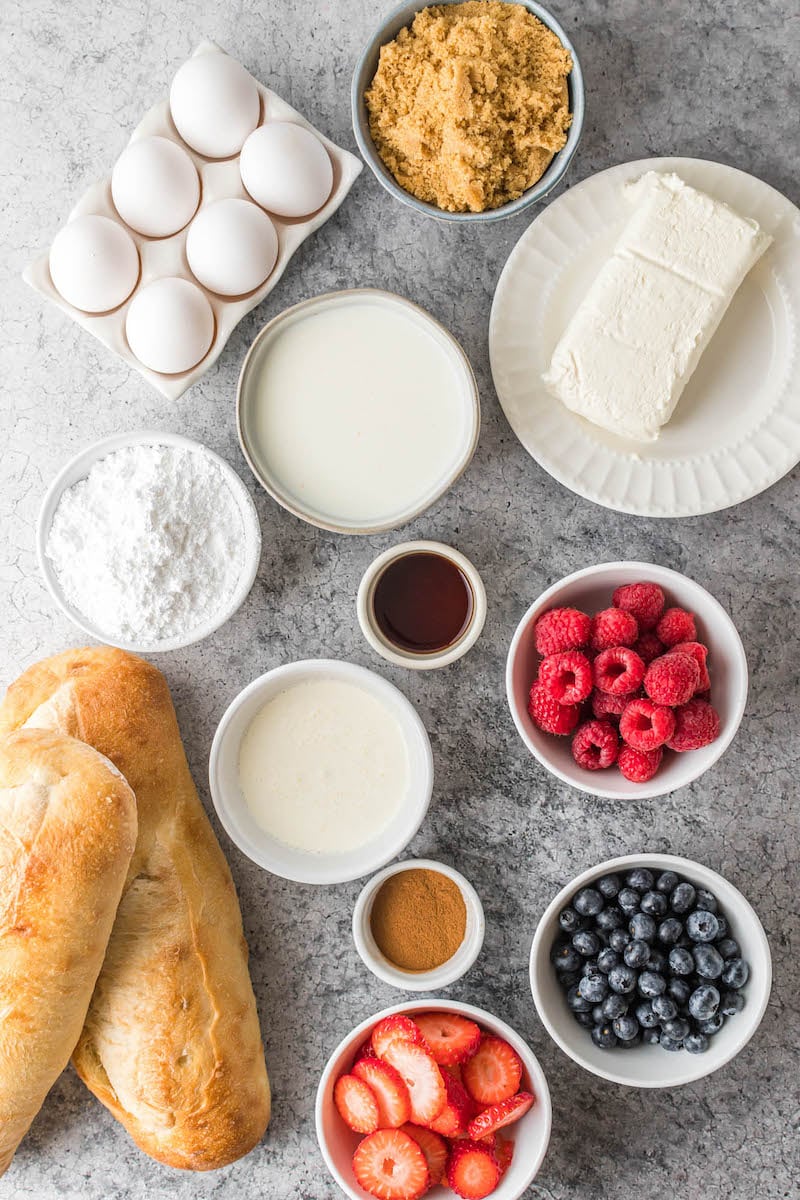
353 858 485 989
352 0 585 221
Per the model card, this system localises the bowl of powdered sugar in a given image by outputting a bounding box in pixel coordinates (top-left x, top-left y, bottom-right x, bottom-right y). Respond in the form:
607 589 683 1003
38 431 261 652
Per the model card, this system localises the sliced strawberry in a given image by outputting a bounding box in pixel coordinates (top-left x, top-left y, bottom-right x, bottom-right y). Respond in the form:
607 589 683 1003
467 1092 535 1141
353 1038 378 1065
333 1073 379 1134
353 1128 429 1200
353 1057 411 1128
446 1141 501 1200
372 1015 430 1060
402 1124 448 1190
382 1040 446 1126
462 1036 523 1106
495 1135 514 1174
427 1071 472 1137
413 1013 482 1066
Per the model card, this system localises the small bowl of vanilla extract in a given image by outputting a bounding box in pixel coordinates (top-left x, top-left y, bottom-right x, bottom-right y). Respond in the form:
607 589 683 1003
357 540 487 670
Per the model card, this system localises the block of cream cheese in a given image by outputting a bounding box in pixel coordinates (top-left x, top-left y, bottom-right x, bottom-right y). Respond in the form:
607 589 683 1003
542 172 772 441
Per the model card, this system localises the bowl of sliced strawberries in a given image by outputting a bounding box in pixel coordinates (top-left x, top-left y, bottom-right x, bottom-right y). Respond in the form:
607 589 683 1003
315 1000 552 1200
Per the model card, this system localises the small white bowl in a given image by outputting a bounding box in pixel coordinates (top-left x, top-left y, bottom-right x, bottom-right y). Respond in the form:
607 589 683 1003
356 540 487 670
208 659 433 884
506 562 748 799
316 999 552 1200
352 858 485 990
37 430 261 654
530 853 772 1088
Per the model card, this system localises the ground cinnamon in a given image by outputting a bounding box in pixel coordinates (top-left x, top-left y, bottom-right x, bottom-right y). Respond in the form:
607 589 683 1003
370 868 467 972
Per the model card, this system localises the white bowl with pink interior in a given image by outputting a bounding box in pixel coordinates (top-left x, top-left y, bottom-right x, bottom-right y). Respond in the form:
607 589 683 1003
315 999 552 1200
506 562 748 800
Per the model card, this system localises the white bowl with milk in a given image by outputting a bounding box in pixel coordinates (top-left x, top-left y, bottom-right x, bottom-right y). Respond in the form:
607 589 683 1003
209 659 434 884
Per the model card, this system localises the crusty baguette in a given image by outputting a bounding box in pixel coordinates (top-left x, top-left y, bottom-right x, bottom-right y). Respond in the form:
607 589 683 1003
0 648 270 1171
0 728 136 1175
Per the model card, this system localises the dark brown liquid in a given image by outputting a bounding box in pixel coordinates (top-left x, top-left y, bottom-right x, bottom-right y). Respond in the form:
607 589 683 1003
372 551 474 654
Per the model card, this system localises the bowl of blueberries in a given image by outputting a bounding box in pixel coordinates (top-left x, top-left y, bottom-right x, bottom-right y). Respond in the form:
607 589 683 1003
530 854 771 1087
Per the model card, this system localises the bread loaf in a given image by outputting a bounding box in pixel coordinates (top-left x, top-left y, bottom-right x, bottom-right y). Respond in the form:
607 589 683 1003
0 648 270 1171
0 728 137 1175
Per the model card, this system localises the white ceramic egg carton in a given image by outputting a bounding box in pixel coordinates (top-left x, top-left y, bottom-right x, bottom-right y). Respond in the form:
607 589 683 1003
24 41 363 400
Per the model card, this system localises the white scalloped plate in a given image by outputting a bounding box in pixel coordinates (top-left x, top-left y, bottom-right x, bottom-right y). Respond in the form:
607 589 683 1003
489 157 800 516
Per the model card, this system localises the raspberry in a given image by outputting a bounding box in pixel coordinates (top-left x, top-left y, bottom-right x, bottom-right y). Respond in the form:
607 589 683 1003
538 650 593 704
644 652 700 705
618 745 663 782
534 607 591 656
656 607 697 647
527 682 580 736
591 689 627 721
593 647 646 696
672 641 711 690
619 697 676 751
666 698 721 751
571 719 619 770
633 631 665 664
590 608 638 652
612 581 665 631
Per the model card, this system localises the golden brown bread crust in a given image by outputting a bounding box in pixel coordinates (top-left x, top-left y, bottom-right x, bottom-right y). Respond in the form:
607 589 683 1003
0 648 270 1171
0 728 137 1175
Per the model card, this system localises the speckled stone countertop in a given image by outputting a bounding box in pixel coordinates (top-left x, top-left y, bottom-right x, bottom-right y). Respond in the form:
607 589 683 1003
1 1 798 1197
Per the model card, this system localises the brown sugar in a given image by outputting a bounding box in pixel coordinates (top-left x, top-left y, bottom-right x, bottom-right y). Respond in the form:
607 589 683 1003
370 867 467 971
365 1 573 213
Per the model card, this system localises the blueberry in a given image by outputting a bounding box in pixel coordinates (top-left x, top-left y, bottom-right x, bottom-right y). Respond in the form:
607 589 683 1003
662 1017 690 1040
560 969 581 988
695 888 718 913
609 928 631 953
656 870 679 894
635 1001 660 1029
592 1004 605 1024
641 891 668 917
596 906 625 932
597 873 621 899
668 947 694 976
597 948 621 974
671 881 696 913
667 978 692 1006
716 937 740 961
574 1010 595 1027
572 930 601 957
721 958 749 989
591 1022 618 1049
613 1015 640 1041
651 995 677 1021
688 985 720 1021
602 993 629 1020
626 868 654 892
638 971 666 998
567 984 593 1013
578 972 608 1003
629 913 657 943
552 942 582 973
618 888 642 915
693 944 724 979
697 1013 725 1036
617 1030 642 1047
719 990 745 1016
687 910 720 943
684 1032 709 1054
608 964 638 994
714 914 728 939
558 907 583 934
642 1027 661 1045
574 887 604 916
660 1033 684 1051
658 917 684 945
623 939 651 969
646 950 666 974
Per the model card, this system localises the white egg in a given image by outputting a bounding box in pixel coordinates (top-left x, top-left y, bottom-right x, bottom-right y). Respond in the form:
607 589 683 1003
49 214 140 313
125 277 214 374
239 122 333 218
170 53 260 159
186 199 279 296
111 136 199 238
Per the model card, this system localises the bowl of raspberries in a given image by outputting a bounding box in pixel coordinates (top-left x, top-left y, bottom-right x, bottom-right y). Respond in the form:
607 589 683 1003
530 854 771 1087
505 562 748 798
316 1000 552 1200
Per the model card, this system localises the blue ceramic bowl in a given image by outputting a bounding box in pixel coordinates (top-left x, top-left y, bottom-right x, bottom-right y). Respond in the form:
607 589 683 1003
351 0 585 223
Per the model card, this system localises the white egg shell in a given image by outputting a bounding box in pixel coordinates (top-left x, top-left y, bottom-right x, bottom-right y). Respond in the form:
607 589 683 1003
170 53 260 159
240 122 333 218
49 215 140 313
125 277 214 374
186 198 279 297
111 136 200 237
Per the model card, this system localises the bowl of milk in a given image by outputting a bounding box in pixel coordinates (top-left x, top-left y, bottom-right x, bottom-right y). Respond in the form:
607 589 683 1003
208 659 434 884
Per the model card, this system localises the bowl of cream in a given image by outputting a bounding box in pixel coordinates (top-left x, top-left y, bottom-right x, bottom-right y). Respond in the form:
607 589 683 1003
208 659 434 884
236 289 480 534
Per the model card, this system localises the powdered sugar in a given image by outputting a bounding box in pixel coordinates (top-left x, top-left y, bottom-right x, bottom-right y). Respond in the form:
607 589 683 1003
45 443 250 643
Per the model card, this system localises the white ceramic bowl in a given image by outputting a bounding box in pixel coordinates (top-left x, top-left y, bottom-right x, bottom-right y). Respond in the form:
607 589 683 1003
356 540 487 670
208 659 433 884
530 853 772 1088
316 999 552 1199
352 858 485 990
37 430 261 654
506 562 748 799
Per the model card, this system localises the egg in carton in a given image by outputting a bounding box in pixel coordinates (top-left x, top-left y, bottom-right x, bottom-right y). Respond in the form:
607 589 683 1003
24 41 363 400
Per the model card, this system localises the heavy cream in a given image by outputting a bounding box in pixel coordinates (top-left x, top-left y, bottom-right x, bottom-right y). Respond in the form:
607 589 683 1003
237 678 409 854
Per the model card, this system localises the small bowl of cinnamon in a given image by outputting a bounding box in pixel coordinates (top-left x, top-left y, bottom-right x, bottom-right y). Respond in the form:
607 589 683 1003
352 858 485 991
